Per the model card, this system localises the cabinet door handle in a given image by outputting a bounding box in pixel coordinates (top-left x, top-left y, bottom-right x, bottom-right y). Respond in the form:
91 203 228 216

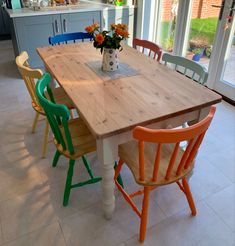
63 19 67 32
55 19 59 33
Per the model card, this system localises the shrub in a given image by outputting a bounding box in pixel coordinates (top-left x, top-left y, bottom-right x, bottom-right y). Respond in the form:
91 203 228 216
189 36 210 49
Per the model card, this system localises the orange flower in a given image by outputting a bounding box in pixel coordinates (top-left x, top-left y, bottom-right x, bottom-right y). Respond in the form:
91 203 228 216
110 23 116 30
95 33 104 45
115 28 124 36
85 23 100 33
85 25 94 33
115 28 129 38
116 23 128 30
121 30 129 38
92 23 100 29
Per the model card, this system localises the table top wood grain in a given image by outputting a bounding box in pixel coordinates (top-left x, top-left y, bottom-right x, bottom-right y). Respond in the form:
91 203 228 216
37 43 222 139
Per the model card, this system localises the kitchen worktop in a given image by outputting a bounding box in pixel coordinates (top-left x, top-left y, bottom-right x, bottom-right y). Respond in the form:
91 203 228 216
5 0 135 18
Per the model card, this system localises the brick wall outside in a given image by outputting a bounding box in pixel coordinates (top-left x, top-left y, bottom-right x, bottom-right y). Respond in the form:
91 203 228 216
162 0 221 21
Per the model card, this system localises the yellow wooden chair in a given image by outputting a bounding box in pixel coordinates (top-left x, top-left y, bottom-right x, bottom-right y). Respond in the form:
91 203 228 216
16 51 75 158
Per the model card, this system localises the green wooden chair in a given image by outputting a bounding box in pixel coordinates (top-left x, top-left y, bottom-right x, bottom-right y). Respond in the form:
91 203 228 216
36 73 102 206
162 53 208 84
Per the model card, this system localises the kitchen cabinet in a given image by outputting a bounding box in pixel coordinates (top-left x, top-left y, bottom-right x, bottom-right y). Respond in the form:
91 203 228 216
7 4 136 68
61 11 100 33
12 11 101 67
0 9 5 35
13 14 61 67
0 0 10 36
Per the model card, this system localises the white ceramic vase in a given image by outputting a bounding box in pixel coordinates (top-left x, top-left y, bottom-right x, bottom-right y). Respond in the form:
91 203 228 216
102 48 119 72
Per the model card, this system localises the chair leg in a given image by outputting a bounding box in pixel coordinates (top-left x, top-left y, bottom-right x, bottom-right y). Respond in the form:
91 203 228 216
70 109 74 119
182 178 197 216
32 112 40 133
139 187 150 243
182 122 188 128
114 160 124 188
63 159 75 207
52 150 61 167
82 155 94 179
41 120 49 158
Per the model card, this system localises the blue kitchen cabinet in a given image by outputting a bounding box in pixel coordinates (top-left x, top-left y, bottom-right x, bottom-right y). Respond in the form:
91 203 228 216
61 11 101 33
13 14 61 67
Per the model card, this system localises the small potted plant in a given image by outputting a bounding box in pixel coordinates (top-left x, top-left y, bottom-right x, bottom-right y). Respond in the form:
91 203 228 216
205 46 212 58
192 48 202 62
85 22 129 72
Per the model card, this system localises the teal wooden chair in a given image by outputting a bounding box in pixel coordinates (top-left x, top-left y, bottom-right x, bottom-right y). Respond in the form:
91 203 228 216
162 53 208 84
36 73 102 206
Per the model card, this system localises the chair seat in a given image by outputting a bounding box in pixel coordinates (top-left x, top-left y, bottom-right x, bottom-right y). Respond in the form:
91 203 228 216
52 87 75 109
32 101 45 115
54 117 96 159
119 140 194 186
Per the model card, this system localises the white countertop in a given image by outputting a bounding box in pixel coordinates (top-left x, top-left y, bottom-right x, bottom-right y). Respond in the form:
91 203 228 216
5 0 135 18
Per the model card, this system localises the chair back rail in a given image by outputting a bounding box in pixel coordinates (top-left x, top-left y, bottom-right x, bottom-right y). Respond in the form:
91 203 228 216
36 73 74 155
133 106 216 182
162 53 208 84
16 51 43 109
49 32 93 45
133 38 162 62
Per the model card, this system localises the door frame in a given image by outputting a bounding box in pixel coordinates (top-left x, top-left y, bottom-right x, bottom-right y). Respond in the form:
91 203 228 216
207 0 235 101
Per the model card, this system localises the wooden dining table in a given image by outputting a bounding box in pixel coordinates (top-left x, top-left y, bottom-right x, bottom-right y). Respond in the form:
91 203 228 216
37 42 221 219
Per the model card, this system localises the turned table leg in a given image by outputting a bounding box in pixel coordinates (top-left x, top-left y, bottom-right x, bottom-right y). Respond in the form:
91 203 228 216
96 137 118 219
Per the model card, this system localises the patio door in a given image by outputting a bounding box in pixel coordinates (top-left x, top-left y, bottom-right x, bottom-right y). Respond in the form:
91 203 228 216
207 0 235 101
139 0 235 101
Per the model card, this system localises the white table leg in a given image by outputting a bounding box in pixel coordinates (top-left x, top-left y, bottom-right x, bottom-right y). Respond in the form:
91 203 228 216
96 137 118 219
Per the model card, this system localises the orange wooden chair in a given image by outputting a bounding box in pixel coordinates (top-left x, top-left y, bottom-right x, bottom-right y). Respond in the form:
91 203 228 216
114 106 216 243
133 38 162 62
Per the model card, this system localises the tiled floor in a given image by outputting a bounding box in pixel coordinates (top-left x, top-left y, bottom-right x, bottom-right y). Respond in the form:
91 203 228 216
0 40 234 246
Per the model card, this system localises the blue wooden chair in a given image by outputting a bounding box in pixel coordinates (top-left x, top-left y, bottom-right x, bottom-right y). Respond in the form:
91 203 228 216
49 32 93 45
162 53 208 85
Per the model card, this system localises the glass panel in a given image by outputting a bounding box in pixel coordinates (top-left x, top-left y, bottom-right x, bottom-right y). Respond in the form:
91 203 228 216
222 33 235 86
157 0 178 52
185 0 220 68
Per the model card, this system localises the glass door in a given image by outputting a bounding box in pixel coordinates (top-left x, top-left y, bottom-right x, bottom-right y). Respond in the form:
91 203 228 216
184 1 220 68
153 0 179 53
146 0 234 101
207 0 235 100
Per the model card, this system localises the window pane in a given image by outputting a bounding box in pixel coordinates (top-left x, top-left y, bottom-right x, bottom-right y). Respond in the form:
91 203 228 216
157 0 178 52
185 0 220 67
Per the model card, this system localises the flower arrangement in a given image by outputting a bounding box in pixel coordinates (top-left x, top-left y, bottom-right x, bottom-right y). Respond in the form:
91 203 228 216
85 22 129 53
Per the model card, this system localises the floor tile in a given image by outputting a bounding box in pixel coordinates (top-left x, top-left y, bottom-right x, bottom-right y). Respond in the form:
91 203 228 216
188 156 232 201
60 194 166 246
207 146 235 182
125 201 235 246
0 162 43 203
2 222 66 246
0 181 91 243
205 184 235 232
